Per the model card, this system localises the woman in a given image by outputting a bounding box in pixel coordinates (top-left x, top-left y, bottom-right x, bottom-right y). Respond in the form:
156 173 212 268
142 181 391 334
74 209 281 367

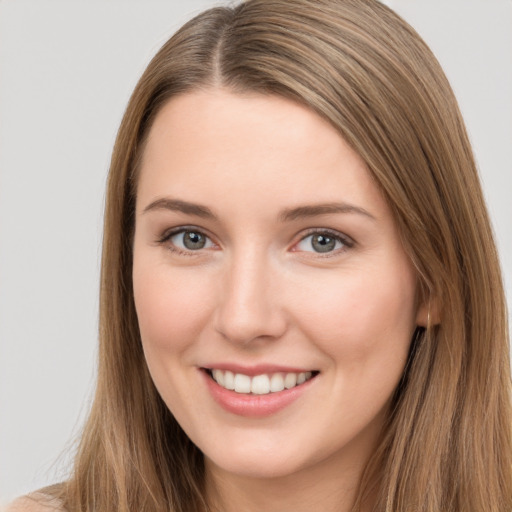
9 0 511 511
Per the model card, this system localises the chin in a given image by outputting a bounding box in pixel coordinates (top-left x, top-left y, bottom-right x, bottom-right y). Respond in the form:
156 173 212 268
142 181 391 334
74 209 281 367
205 451 307 480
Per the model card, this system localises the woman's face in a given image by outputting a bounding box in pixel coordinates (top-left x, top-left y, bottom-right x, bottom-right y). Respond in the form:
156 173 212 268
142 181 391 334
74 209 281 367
133 89 426 481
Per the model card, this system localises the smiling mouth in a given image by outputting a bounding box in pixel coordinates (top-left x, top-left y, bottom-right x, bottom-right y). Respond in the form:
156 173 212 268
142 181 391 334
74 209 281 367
204 368 319 395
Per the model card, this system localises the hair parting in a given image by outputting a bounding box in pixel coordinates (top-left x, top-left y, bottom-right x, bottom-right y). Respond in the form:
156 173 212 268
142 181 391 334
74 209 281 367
39 1 511 511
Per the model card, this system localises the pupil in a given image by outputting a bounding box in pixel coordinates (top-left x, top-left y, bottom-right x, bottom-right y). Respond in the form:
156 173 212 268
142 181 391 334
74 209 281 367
184 231 205 250
312 234 336 253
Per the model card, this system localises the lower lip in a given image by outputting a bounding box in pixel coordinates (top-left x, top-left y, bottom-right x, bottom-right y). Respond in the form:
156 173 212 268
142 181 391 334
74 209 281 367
201 370 317 417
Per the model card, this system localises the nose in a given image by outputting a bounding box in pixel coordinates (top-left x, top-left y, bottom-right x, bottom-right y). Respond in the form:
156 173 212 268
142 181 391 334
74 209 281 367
213 251 288 346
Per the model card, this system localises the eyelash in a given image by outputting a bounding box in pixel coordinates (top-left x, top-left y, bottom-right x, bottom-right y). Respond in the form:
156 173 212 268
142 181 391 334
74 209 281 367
157 226 355 257
157 226 216 257
294 228 354 257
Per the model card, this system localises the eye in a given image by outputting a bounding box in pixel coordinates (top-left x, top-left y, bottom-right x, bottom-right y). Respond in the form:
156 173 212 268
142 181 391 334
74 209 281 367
162 228 215 253
295 231 351 254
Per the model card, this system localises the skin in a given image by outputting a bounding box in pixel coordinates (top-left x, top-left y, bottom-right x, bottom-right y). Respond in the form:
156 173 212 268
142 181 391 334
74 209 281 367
132 89 428 512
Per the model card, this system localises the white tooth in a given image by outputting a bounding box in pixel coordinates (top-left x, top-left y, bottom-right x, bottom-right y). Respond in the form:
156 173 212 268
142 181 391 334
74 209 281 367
234 373 251 393
270 373 285 392
224 370 235 390
297 372 306 384
284 373 297 389
212 369 224 386
305 371 312 380
251 374 270 395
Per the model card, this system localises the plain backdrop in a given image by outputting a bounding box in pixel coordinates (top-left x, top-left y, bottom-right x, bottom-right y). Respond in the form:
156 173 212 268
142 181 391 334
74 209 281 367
1 0 511 504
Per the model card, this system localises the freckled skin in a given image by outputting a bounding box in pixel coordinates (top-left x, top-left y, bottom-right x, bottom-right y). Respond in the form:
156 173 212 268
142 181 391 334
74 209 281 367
132 89 427 510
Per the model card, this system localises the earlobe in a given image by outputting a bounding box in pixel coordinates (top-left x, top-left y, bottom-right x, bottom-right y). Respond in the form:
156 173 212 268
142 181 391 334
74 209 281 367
416 298 441 328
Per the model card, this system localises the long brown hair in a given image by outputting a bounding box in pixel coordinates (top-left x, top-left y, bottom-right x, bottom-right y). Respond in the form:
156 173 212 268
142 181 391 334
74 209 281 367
47 1 511 510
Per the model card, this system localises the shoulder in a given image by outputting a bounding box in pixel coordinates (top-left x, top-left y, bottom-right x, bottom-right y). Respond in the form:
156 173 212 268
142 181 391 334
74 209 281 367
2 493 65 512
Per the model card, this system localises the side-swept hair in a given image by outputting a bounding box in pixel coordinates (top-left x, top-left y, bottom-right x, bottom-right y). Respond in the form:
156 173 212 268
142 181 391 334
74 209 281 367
47 1 511 511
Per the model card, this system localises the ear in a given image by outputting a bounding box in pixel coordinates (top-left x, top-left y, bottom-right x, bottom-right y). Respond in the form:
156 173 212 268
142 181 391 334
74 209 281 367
415 296 441 327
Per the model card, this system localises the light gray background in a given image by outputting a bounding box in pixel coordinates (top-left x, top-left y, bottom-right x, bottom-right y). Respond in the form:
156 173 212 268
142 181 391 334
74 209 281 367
1 0 511 504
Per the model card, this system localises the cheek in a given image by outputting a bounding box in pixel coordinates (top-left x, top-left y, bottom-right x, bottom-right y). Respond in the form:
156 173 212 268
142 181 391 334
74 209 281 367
293 261 417 366
132 259 217 413
132 260 212 355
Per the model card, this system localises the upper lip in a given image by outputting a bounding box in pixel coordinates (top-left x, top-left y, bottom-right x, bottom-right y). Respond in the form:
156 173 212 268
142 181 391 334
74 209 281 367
200 363 318 376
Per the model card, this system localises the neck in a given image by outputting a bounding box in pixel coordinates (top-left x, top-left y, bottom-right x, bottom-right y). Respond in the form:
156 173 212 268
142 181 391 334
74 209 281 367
205 451 377 512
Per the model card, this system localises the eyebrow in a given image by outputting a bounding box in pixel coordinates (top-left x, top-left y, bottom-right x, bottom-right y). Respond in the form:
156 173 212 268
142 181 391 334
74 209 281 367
279 203 376 222
142 197 375 222
142 198 216 219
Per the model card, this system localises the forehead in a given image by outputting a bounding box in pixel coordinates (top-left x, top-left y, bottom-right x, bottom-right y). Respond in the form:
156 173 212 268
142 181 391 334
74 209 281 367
142 89 346 162
136 88 386 220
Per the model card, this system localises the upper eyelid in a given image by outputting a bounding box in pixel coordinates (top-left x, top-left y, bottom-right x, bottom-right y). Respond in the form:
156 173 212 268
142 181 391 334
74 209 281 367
159 225 214 243
157 226 355 250
294 228 355 246
157 227 217 257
